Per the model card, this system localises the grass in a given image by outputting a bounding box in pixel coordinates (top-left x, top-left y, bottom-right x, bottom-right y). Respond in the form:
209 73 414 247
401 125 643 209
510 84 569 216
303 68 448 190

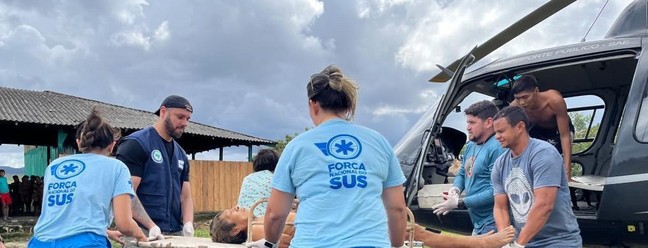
195 227 210 238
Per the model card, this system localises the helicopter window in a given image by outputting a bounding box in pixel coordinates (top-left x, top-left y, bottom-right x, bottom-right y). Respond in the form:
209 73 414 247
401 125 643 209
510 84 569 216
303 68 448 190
442 92 492 139
565 95 605 154
635 92 648 142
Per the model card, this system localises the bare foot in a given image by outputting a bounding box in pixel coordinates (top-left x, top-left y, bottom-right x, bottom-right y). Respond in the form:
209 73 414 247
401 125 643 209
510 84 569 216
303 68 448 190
474 226 515 248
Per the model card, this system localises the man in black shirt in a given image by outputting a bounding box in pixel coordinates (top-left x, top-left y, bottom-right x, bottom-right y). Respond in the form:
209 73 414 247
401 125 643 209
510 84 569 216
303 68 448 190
116 95 194 239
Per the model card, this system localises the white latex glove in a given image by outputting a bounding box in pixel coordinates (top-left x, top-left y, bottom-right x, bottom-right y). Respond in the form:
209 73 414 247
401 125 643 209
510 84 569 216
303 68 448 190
448 186 461 196
182 222 194 237
432 193 459 215
246 239 277 248
148 226 164 241
502 241 525 248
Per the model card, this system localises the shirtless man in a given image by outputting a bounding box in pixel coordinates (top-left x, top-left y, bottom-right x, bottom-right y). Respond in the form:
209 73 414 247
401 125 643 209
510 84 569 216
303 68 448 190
510 75 579 210
510 75 574 181
210 206 296 248
211 205 515 248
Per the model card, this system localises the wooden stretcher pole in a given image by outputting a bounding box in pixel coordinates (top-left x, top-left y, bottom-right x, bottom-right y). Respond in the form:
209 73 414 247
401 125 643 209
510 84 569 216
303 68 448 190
246 198 268 244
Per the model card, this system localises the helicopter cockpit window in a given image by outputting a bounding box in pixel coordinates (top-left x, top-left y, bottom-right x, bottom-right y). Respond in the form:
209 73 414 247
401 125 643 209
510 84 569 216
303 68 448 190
635 89 648 142
441 92 492 141
565 95 605 153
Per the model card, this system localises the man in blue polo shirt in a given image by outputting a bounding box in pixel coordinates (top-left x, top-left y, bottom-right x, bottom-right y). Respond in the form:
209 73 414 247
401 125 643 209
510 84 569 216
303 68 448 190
116 95 195 238
433 100 505 235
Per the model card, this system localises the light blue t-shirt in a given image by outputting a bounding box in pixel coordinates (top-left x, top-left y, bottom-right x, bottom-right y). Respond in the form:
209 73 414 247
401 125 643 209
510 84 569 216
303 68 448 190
32 153 134 241
238 170 273 216
492 138 581 248
0 177 9 193
273 119 406 248
453 135 505 234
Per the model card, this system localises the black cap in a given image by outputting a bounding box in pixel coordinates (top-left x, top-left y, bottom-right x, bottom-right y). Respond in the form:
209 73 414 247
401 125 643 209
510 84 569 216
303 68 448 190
154 95 193 115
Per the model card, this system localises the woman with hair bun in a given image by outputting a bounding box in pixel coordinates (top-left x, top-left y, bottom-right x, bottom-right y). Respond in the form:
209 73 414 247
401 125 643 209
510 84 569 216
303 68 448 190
29 108 147 247
248 65 408 248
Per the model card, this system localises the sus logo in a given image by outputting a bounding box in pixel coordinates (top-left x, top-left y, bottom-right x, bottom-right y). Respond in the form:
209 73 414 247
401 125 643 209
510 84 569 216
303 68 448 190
51 160 86 180
314 134 363 160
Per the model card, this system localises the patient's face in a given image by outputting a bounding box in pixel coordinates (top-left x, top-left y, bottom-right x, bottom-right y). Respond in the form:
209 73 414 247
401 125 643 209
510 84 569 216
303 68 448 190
220 206 249 233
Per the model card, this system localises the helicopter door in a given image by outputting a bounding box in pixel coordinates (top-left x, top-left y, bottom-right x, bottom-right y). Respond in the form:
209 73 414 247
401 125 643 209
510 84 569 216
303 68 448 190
597 47 648 221
405 52 475 207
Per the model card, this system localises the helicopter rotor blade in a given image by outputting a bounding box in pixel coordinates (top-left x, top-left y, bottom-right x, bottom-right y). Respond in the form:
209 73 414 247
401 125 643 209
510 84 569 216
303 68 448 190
429 0 577 83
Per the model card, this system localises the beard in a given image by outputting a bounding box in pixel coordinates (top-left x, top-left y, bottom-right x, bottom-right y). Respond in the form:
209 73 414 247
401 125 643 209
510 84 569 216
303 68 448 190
164 116 184 139
469 133 480 142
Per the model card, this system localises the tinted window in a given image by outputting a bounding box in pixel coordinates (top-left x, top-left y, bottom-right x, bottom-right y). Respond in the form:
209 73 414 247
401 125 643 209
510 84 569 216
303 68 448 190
636 91 648 142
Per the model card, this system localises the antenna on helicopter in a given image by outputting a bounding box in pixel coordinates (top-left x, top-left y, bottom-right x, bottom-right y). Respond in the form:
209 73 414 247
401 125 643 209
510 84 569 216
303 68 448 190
429 0 577 83
581 0 611 42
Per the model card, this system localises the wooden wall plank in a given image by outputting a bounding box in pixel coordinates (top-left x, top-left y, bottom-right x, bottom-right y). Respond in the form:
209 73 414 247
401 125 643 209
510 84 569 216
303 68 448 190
188 160 252 212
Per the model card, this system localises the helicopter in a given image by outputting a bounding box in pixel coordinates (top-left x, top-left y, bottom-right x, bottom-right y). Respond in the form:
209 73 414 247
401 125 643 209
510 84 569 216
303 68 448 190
395 0 648 247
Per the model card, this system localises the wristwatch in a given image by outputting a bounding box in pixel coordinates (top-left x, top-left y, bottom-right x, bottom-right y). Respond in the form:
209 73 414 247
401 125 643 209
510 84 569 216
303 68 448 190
457 198 467 209
264 240 277 248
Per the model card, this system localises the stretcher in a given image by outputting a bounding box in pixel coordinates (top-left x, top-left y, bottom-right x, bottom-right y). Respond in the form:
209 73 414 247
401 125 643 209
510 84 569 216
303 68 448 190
246 198 420 248
132 198 420 248
134 236 245 248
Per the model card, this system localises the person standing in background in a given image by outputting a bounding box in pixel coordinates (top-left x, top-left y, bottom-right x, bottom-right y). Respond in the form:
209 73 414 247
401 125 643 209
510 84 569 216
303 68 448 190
237 149 280 217
0 170 11 221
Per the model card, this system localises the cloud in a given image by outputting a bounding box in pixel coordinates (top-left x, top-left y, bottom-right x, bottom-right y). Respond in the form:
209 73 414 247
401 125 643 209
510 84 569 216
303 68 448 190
0 145 25 168
0 0 638 165
395 0 634 73
109 20 169 50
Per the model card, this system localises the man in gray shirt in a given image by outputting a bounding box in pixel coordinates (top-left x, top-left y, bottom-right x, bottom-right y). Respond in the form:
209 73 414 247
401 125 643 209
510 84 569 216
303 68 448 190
491 106 581 248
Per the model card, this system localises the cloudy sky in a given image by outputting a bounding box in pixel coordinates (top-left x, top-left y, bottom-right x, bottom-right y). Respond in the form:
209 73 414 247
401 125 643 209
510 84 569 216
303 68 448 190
0 0 635 167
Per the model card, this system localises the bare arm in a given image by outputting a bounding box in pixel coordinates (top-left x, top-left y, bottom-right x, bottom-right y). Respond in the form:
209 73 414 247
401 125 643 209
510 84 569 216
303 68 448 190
278 233 293 248
181 181 194 224
516 187 558 245
264 189 294 245
251 212 296 246
413 224 514 248
493 194 511 231
382 185 407 247
113 194 147 241
552 93 573 180
130 176 157 229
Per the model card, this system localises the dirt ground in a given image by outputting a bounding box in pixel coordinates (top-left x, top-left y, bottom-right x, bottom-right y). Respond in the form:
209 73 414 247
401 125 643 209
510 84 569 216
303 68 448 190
3 212 217 248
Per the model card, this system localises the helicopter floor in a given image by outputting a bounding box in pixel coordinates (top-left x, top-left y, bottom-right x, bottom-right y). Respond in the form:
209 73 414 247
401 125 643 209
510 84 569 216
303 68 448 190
569 175 605 192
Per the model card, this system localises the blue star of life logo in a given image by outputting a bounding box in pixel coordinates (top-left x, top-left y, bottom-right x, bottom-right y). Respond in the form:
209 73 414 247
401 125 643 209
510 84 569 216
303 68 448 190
51 159 86 180
335 139 355 155
314 134 362 160
61 164 78 175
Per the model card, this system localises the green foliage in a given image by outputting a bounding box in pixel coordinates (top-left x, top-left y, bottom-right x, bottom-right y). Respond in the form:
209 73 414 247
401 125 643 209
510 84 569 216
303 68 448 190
569 112 600 154
569 111 601 177
273 127 311 154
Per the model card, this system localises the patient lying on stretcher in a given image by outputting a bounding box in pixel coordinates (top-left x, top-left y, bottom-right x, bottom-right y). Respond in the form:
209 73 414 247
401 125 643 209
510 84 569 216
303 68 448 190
210 205 515 248
210 205 295 248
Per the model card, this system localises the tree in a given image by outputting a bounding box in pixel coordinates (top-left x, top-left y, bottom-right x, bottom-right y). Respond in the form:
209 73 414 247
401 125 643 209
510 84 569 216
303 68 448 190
568 111 601 177
569 112 600 154
273 127 311 154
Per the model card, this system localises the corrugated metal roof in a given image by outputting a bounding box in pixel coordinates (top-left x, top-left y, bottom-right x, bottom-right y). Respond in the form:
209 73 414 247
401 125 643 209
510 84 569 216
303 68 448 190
0 86 274 145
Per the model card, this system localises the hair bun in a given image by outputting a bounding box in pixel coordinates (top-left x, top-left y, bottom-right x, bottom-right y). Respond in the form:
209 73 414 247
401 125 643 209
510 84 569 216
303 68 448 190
323 65 343 91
